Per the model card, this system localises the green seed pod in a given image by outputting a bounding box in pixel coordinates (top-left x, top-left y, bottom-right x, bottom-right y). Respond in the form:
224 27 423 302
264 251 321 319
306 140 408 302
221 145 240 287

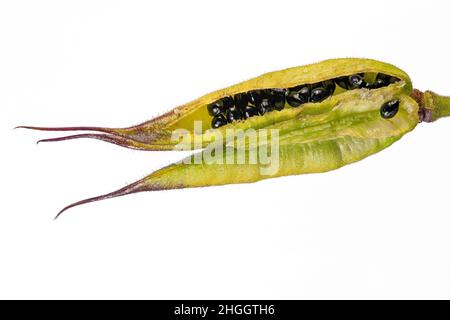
18 58 450 218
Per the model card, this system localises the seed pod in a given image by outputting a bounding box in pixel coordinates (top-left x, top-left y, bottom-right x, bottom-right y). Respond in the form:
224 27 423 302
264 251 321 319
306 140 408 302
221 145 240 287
18 58 450 217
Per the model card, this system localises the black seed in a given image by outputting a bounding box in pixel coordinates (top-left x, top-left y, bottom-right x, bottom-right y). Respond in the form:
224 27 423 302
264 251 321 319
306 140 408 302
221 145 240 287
257 103 270 115
380 99 400 118
207 100 224 116
298 86 310 101
270 89 286 111
233 93 249 109
377 73 391 82
207 105 222 116
256 97 273 114
248 91 258 104
248 90 263 105
363 81 374 89
373 78 385 88
207 96 234 116
257 96 273 111
286 92 301 107
322 80 336 95
225 106 242 123
242 105 259 119
286 85 309 107
348 74 364 89
374 73 395 88
222 96 234 109
211 114 227 128
260 90 272 101
310 87 329 103
335 76 350 89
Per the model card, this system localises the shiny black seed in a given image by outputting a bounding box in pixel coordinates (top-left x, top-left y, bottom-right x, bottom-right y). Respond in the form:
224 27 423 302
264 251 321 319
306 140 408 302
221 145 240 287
211 114 227 128
257 103 271 115
233 93 249 109
380 99 399 118
242 105 259 119
207 100 224 116
286 85 309 107
335 76 350 89
271 88 287 98
298 86 310 101
310 87 329 103
260 90 272 101
270 89 286 110
207 105 222 116
377 73 391 82
225 106 242 122
256 97 274 114
257 97 273 111
363 81 374 89
322 80 336 95
286 92 301 107
248 91 259 104
374 78 386 88
348 74 364 89
222 96 234 109
248 90 262 105
273 98 285 110
374 73 395 88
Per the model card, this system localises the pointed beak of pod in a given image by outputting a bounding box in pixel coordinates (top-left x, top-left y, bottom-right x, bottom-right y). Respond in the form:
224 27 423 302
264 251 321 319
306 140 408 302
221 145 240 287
14 124 174 151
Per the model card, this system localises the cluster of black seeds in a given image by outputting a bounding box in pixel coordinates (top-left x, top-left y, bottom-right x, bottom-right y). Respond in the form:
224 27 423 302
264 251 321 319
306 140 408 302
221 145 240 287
208 73 399 128
207 89 287 128
335 73 397 90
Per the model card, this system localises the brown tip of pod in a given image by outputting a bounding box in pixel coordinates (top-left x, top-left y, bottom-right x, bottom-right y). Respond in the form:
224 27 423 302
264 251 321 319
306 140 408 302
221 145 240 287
54 178 157 219
15 124 171 150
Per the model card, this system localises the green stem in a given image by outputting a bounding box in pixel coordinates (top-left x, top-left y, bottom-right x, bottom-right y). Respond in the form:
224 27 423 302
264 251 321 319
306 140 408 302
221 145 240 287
423 90 450 122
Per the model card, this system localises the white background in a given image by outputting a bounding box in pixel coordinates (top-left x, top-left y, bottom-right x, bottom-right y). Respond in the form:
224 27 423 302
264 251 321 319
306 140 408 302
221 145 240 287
1 0 450 299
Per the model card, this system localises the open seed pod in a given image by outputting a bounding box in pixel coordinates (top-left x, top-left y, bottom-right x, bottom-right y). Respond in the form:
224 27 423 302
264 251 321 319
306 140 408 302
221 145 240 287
18 58 450 217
